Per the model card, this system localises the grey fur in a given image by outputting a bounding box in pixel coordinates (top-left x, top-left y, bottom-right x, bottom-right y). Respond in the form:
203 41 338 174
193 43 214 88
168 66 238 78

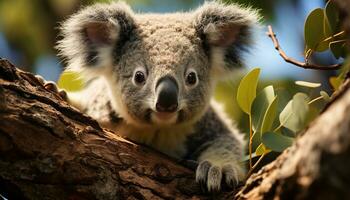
56 0 259 191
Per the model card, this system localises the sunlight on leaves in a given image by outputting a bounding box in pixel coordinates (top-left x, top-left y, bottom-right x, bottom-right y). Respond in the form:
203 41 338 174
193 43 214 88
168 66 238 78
252 85 275 131
261 96 278 134
255 143 271 156
305 8 328 52
237 68 260 115
279 93 309 133
295 81 321 88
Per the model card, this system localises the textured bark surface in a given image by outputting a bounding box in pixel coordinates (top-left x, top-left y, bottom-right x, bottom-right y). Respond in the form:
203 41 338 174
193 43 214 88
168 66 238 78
0 59 238 200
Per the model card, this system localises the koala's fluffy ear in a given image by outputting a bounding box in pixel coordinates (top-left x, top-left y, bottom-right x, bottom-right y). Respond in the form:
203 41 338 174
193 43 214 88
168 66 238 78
193 2 260 77
56 2 135 77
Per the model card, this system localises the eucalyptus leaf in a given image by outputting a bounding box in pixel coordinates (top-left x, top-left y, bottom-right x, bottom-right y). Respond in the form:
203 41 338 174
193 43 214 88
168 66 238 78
237 68 260 115
304 8 328 51
324 13 333 37
291 93 310 128
252 85 275 131
279 100 292 128
305 106 320 125
320 91 330 102
316 39 332 52
330 40 347 59
295 81 321 88
279 93 310 133
329 76 342 90
261 96 278 134
281 127 296 138
325 0 340 34
262 132 294 152
255 143 271 156
58 71 84 92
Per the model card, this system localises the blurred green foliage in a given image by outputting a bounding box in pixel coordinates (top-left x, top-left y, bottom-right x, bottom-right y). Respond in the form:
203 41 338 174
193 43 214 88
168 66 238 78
0 0 274 69
0 0 157 69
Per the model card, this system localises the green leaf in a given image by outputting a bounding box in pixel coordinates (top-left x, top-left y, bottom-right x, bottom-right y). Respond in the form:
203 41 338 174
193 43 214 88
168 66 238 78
295 81 321 88
261 96 278 134
330 40 347 59
281 127 295 138
320 91 330 102
305 8 328 51
57 71 84 92
292 93 310 127
324 15 333 38
252 85 275 131
279 100 292 126
262 132 294 152
237 68 260 115
329 76 342 90
316 39 333 52
305 106 320 125
325 0 340 35
279 93 309 133
255 143 271 156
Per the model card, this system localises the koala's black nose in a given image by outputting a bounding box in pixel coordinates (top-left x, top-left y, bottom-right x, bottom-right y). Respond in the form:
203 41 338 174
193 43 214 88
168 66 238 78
156 76 178 113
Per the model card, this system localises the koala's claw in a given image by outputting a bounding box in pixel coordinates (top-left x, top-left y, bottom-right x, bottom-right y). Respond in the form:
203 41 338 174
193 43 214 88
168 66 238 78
35 74 45 85
35 75 68 101
222 164 239 187
44 81 59 93
196 160 240 192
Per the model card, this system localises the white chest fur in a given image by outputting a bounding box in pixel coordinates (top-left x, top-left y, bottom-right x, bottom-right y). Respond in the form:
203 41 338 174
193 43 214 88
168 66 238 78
114 122 195 158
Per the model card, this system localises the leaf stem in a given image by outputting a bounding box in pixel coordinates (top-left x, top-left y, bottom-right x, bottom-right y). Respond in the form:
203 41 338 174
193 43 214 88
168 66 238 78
308 96 323 105
246 153 266 178
273 123 283 132
249 114 253 169
321 31 346 43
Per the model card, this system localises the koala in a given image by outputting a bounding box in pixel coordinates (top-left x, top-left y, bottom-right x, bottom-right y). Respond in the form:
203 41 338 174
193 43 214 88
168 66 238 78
55 1 259 192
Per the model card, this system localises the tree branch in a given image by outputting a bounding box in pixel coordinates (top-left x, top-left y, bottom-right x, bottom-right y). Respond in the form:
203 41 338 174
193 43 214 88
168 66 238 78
266 25 342 70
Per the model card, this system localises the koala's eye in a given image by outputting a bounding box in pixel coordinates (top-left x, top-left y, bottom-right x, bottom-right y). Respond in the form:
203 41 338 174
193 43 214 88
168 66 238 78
133 70 147 85
186 71 198 86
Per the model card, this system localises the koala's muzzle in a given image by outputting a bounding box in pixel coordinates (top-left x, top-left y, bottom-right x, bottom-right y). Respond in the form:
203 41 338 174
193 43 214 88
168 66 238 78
155 76 178 113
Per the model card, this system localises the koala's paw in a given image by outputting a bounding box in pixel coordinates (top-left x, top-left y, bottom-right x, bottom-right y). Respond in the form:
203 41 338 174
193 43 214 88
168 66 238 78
35 75 68 101
195 160 243 192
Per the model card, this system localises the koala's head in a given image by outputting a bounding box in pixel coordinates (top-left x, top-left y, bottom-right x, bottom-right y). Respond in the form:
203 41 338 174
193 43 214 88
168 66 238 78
57 1 259 127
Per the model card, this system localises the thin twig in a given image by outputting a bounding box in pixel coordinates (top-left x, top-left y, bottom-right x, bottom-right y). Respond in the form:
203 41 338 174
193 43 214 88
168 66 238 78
266 25 342 70
308 96 324 105
246 153 266 178
249 115 253 169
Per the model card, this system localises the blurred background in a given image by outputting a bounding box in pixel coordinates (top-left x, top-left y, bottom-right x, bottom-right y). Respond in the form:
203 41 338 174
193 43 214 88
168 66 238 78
0 0 339 132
